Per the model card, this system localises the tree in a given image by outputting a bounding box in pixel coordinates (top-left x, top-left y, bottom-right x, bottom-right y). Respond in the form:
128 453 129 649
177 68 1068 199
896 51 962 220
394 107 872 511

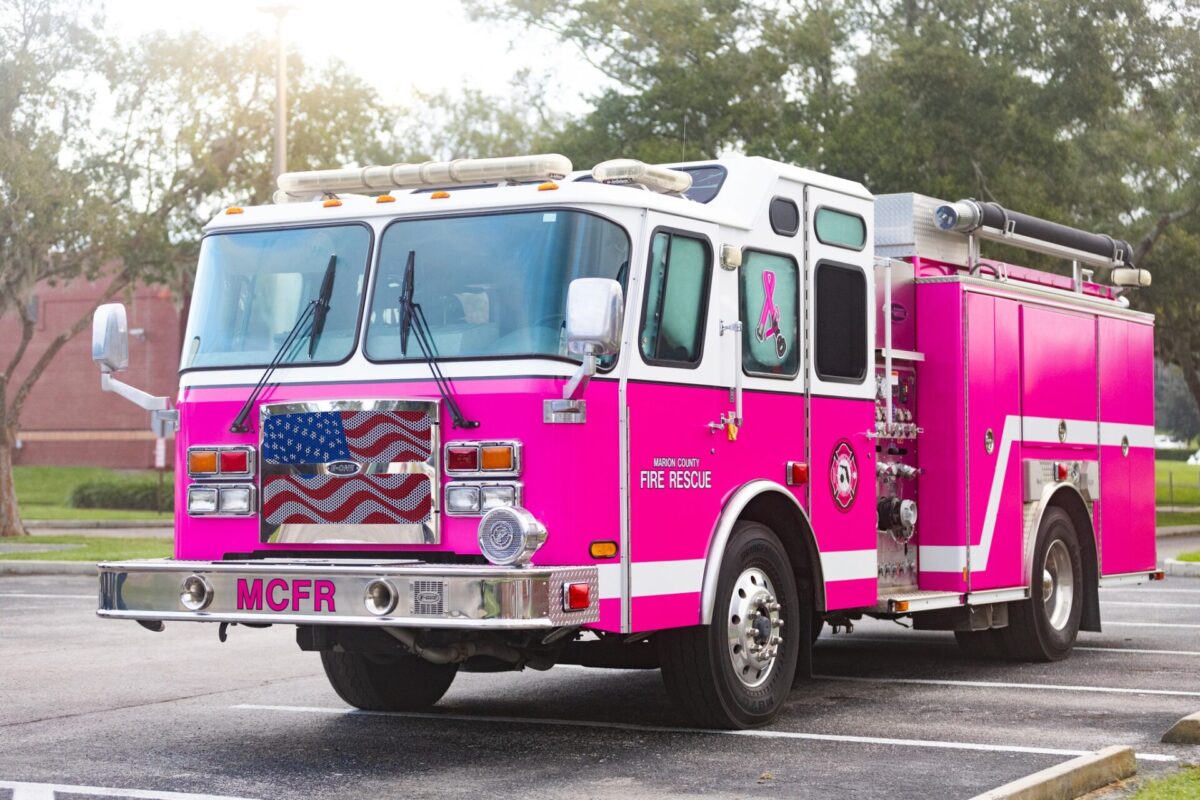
471 0 1200 415
0 0 127 538
0 2 389 536
390 75 562 162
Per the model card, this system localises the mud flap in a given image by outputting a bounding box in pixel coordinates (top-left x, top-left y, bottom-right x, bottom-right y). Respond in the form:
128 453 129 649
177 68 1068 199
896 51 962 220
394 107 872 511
793 578 813 683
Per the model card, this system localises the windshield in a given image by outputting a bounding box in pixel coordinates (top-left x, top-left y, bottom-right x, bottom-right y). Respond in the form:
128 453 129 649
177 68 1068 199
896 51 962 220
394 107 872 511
364 210 629 363
182 224 371 370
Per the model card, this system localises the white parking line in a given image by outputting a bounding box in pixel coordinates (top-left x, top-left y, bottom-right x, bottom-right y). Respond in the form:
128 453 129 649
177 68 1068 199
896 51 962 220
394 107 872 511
1077 646 1200 656
0 593 94 599
1104 621 1200 629
1101 588 1200 594
0 780 259 800
1101 600 1200 608
233 703 1176 762
820 636 1200 657
817 674 1200 699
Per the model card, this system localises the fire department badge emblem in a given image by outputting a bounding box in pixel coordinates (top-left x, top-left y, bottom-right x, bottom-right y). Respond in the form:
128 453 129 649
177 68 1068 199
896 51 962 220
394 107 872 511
829 440 858 511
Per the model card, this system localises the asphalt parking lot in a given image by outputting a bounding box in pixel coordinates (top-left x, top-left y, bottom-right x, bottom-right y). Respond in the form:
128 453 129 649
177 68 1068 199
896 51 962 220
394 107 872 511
2 570 1199 800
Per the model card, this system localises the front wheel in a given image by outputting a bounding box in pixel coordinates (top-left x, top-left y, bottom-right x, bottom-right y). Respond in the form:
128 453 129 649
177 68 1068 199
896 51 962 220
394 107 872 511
658 521 801 728
320 649 458 711
1000 507 1083 662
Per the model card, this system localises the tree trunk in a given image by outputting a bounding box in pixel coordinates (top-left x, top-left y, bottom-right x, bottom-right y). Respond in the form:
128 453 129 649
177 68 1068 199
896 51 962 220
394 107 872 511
0 424 26 537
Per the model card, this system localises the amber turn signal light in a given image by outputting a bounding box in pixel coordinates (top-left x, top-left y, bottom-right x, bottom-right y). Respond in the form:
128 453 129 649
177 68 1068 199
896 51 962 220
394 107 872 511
481 445 514 472
188 450 218 475
589 541 618 559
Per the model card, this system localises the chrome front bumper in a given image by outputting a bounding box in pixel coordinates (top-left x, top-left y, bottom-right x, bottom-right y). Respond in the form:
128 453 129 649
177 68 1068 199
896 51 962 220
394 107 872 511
97 559 599 629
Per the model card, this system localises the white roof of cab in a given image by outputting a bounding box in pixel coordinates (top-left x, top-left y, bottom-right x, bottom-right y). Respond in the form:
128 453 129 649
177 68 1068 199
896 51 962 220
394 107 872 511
203 154 872 234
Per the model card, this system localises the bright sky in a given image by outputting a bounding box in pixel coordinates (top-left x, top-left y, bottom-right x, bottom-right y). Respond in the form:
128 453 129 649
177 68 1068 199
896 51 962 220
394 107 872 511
103 0 603 116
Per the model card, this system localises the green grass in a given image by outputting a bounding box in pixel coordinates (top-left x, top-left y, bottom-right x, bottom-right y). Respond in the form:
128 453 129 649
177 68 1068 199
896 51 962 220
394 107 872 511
0 534 171 561
14 466 173 521
1177 551 1200 563
1157 461 1200 505
1131 766 1200 799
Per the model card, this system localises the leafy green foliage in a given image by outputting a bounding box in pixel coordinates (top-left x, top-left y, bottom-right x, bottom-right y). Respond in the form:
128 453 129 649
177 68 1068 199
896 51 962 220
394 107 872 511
471 0 1200 421
68 478 173 512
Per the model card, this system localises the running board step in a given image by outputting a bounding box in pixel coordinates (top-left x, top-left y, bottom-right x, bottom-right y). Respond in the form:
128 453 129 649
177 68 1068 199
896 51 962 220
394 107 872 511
875 587 1030 614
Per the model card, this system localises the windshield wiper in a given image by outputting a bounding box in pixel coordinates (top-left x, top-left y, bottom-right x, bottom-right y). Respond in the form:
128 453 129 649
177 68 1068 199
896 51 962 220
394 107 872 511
229 254 336 433
398 250 479 429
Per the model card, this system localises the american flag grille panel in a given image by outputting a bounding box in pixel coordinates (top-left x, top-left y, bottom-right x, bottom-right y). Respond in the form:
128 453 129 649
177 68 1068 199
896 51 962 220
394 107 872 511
261 408 433 526
262 473 431 525
262 410 431 465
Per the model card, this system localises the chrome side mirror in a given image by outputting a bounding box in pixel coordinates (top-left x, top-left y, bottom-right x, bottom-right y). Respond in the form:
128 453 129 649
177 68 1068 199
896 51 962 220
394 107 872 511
92 303 130 374
566 278 624 357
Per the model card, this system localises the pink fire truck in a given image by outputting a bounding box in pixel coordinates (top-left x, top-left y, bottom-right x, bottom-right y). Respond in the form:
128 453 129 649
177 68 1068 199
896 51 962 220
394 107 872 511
92 154 1160 728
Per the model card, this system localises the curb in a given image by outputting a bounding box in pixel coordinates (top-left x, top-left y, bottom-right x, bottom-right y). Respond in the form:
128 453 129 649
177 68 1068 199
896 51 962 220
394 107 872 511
24 520 169 530
969 745 1135 800
1164 559 1200 577
1162 711 1200 744
0 560 98 576
1157 526 1200 537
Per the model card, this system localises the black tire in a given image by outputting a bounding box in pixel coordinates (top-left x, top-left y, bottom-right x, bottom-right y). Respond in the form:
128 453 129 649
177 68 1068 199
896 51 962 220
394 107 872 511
658 520 801 729
1000 507 1083 662
320 649 458 711
954 628 1006 659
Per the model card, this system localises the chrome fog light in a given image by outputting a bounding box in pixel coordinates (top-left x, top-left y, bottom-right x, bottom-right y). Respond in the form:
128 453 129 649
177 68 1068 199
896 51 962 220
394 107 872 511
187 486 218 515
478 507 546 566
180 574 213 611
364 579 397 616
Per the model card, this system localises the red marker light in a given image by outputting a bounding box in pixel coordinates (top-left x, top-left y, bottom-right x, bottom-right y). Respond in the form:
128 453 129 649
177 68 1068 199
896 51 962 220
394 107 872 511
447 446 479 472
220 450 249 474
1055 462 1069 481
565 582 590 611
787 461 809 486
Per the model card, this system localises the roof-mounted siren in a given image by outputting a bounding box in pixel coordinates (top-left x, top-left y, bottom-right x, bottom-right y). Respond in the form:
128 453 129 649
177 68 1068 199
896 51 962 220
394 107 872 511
934 199 1150 288
273 154 574 203
591 159 693 195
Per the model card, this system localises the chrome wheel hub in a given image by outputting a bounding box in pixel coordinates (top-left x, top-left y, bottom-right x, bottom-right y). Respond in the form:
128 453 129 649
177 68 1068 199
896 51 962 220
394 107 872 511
1042 539 1075 631
727 567 783 688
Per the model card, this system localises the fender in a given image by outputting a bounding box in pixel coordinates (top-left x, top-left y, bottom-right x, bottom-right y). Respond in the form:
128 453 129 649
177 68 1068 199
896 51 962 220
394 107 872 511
699 480 823 625
1022 481 1100 632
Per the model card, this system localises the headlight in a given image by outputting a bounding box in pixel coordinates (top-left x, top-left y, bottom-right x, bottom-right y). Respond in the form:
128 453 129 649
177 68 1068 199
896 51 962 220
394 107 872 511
218 487 252 514
446 484 481 514
477 507 546 566
187 486 218 514
480 484 516 511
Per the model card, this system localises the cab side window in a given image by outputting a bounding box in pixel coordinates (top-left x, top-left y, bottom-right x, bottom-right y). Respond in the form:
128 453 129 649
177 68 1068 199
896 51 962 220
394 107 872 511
814 261 867 382
740 250 800 377
640 230 711 367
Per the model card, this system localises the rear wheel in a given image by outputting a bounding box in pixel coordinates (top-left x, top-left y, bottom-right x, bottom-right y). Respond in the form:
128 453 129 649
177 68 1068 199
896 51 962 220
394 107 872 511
658 521 801 728
1000 507 1083 662
320 649 458 711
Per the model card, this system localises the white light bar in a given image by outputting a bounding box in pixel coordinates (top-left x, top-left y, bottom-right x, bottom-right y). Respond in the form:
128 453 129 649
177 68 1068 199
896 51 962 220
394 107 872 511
274 154 574 202
591 159 693 195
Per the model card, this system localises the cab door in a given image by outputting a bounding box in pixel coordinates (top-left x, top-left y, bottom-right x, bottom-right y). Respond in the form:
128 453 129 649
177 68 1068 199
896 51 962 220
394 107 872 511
803 186 878 610
623 215 728 633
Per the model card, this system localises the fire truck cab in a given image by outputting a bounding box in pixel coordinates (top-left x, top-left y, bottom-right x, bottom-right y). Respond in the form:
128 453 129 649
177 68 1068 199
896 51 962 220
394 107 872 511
91 153 1159 729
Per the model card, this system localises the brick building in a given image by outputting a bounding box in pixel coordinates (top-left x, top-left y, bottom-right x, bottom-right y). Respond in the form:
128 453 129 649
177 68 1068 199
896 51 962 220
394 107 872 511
0 276 182 468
